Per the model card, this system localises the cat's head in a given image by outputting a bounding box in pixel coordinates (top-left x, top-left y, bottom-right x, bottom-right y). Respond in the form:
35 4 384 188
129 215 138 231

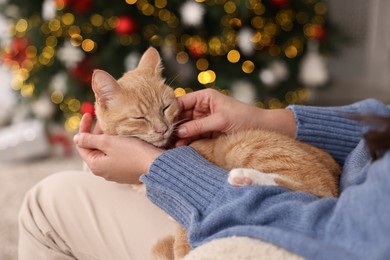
91 47 180 148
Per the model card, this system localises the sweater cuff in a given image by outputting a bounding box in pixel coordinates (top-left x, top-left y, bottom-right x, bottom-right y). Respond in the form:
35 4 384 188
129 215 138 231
140 146 228 227
286 100 378 164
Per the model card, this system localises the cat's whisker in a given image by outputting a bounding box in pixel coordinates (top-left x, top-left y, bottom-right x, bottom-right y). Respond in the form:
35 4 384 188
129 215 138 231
172 118 190 127
166 73 181 86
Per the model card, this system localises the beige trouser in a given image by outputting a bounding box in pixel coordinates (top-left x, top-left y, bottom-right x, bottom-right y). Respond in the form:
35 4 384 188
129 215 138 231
18 171 176 260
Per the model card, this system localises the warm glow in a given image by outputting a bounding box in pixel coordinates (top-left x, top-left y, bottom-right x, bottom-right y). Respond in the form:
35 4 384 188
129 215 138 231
227 50 240 63
196 58 209 71
242 60 255 73
82 39 96 52
174 87 186 97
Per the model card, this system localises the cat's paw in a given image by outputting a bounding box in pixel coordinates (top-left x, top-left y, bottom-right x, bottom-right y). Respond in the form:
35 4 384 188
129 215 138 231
228 168 279 187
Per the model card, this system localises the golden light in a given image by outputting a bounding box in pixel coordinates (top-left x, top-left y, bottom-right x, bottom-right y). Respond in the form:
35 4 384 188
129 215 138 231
252 31 262 43
65 114 82 132
21 60 34 71
125 0 137 4
196 58 209 71
158 9 171 21
284 45 298 58
42 46 55 59
45 36 57 47
209 37 222 50
11 76 23 90
61 13 75 25
90 14 104 27
70 34 83 46
176 51 189 64
251 16 264 29
164 34 176 45
106 17 117 29
252 3 265 15
268 98 284 109
227 50 240 63
141 3 155 16
224 1 237 14
21 83 34 97
242 60 255 73
39 55 51 65
150 35 161 46
285 91 298 104
41 23 51 35
25 45 38 58
315 2 328 15
68 99 81 112
51 91 64 104
198 70 216 84
229 18 242 28
155 0 167 8
56 0 65 10
174 87 186 97
48 19 61 32
68 25 81 36
15 19 29 33
82 39 96 52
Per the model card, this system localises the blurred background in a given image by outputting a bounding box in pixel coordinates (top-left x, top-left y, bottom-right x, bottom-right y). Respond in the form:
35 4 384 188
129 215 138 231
0 0 389 163
0 0 389 258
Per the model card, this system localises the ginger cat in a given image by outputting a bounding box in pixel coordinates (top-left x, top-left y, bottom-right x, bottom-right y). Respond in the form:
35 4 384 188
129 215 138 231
91 47 341 259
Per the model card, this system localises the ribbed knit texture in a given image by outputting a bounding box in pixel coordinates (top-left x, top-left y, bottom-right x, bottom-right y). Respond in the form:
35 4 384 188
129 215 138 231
141 146 227 227
287 98 389 164
142 99 390 260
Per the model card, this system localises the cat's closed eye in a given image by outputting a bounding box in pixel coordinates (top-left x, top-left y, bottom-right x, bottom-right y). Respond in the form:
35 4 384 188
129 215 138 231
131 116 146 120
162 104 171 114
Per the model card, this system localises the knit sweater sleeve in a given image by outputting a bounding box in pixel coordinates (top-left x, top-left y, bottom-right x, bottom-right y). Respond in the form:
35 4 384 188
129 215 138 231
287 99 389 164
142 146 390 260
141 99 390 259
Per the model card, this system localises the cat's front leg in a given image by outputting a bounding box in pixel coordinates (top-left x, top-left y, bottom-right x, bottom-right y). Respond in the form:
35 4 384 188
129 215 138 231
228 168 281 187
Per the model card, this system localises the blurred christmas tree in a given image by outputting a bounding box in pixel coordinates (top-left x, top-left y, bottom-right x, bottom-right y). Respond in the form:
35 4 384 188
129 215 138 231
0 0 341 132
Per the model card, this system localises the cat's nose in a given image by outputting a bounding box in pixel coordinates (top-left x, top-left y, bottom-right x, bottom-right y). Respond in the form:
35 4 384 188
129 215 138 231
155 126 168 135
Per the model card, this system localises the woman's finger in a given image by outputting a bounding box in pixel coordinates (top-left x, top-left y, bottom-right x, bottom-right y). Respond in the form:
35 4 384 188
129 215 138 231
79 113 93 133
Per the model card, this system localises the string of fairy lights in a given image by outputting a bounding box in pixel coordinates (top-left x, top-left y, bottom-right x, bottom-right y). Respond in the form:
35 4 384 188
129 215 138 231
1 0 329 132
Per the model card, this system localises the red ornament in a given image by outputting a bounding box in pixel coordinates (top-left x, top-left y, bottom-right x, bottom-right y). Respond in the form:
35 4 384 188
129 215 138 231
188 41 207 57
70 59 94 85
80 101 95 116
270 0 290 8
3 37 28 65
312 25 327 41
61 0 92 14
49 133 73 157
115 16 137 35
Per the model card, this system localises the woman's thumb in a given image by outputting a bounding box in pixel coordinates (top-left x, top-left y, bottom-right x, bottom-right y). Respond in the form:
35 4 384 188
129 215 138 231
74 133 105 150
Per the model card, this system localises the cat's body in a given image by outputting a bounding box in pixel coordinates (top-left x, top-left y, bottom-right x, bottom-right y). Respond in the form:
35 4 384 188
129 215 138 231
191 128 340 197
91 47 340 259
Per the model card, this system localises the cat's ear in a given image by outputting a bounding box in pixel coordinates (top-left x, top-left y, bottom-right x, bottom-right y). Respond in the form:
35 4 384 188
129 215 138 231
137 47 163 75
92 70 120 108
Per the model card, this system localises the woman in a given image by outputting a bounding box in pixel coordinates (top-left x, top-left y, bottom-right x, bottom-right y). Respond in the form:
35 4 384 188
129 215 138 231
18 89 390 259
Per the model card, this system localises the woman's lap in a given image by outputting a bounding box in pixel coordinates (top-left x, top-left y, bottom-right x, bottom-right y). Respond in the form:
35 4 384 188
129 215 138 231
18 171 176 260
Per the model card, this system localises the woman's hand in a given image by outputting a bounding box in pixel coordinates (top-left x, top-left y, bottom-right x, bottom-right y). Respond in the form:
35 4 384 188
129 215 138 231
74 114 164 184
176 89 296 146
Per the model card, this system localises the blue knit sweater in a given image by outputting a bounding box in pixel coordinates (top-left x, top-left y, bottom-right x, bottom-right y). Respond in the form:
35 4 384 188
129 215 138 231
141 99 390 260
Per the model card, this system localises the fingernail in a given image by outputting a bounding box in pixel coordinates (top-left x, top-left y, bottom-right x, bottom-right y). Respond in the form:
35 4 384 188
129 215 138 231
177 126 187 137
73 134 79 144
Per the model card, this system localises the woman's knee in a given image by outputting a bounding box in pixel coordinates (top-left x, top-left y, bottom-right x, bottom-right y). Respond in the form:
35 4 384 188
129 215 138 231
18 171 92 229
